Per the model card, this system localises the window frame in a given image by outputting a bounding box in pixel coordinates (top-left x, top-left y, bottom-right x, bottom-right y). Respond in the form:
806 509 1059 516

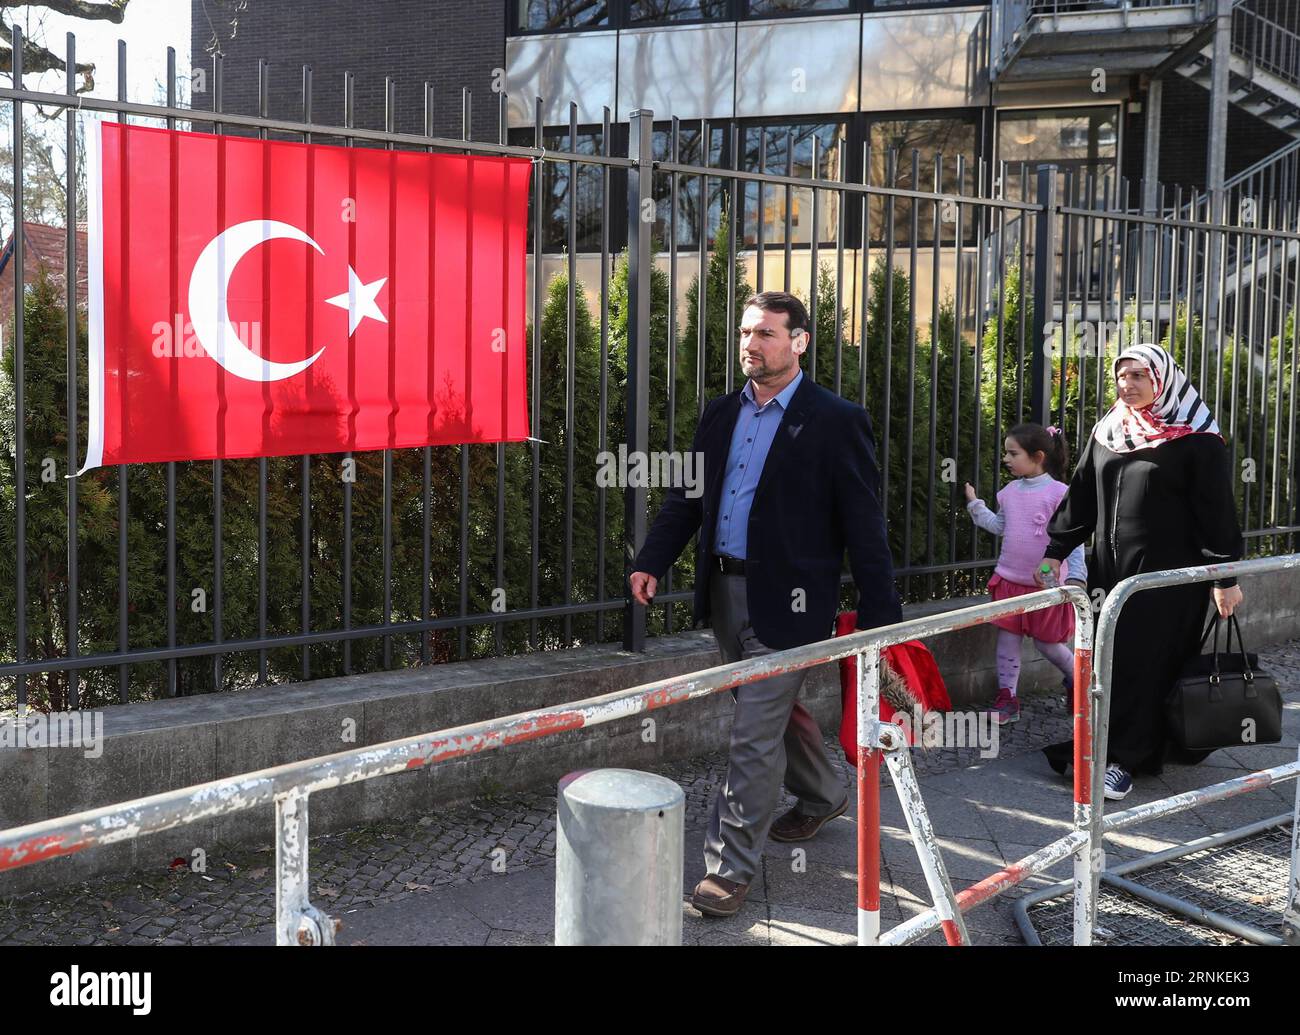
508 1 992 36
512 106 990 255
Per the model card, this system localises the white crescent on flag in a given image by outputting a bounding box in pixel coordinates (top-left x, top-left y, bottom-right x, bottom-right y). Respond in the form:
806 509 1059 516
186 219 328 383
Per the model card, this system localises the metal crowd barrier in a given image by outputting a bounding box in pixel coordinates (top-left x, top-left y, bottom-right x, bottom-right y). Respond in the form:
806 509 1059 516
1079 553 1300 946
0 584 1093 945
879 552 1300 947
0 554 1296 946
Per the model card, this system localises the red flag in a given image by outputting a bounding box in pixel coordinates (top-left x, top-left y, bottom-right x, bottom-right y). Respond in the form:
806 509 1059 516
80 121 531 471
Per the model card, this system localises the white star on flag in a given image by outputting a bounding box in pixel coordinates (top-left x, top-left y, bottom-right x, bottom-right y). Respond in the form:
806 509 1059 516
326 267 388 335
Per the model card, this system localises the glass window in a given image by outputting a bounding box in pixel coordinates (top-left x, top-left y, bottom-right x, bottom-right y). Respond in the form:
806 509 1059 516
631 0 731 24
866 1 979 8
651 122 727 249
997 105 1118 207
737 122 845 248
747 0 850 14
867 117 979 247
510 126 608 252
516 0 610 32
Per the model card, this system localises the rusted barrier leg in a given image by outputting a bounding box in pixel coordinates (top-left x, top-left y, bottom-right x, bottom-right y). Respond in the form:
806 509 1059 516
882 729 972 946
857 648 881 946
1286 744 1300 947
1071 628 1095 946
275 789 337 946
1081 634 1112 946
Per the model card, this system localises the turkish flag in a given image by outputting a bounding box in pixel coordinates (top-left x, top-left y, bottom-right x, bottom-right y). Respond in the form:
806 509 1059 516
80 120 531 471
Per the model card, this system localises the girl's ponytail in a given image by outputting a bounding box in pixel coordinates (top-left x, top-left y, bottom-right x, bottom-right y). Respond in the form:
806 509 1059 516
1045 424 1069 482
1008 422 1070 481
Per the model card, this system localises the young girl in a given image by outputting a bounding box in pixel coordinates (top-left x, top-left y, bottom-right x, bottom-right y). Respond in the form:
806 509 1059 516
963 423 1087 725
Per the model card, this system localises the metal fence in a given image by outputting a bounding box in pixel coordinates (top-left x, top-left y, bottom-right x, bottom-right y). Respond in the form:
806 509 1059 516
1 27 1298 712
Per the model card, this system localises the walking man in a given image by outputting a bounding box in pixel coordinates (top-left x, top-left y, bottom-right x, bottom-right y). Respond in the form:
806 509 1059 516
629 290 900 917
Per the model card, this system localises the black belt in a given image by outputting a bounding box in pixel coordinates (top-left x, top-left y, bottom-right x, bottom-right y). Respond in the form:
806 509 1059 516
714 554 746 576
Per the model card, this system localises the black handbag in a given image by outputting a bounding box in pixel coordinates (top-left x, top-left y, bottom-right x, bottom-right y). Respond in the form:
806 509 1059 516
1165 611 1283 752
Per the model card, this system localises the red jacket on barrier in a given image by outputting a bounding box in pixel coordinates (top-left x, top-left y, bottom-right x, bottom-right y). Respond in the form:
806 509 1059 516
834 611 951 764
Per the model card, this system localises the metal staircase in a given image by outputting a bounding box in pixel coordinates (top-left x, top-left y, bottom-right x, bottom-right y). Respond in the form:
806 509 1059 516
992 1 1300 142
991 1 1224 83
988 0 1300 347
1172 1 1300 138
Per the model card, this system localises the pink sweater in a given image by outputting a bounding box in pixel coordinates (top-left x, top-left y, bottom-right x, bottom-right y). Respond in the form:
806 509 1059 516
966 473 1087 586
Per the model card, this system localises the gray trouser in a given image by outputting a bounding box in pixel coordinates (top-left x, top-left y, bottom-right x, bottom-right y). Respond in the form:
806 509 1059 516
704 571 847 885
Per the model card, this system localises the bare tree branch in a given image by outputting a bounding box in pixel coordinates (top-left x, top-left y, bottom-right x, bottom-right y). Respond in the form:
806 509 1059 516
0 4 129 92
200 0 248 57
0 1 127 22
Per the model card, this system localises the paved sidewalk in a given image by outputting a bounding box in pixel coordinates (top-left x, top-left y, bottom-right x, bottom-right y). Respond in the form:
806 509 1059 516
2 641 1298 947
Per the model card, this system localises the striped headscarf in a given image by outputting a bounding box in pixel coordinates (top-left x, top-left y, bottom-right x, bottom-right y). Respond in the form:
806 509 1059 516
1094 343 1222 454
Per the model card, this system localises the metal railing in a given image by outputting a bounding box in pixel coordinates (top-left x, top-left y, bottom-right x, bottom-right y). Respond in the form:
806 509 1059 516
877 552 1300 946
992 1 1210 78
2 555 1297 944
1234 1 1300 88
1079 552 1300 942
0 579 1096 945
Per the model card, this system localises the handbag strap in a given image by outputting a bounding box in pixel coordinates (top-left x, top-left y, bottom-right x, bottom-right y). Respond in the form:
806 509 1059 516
1198 609 1218 650
1210 612 1221 683
1197 610 1255 685
1228 612 1255 681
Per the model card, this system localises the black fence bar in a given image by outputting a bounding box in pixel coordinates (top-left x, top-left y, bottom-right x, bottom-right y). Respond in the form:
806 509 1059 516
209 53 225 693
725 123 738 397
528 95 542 652
951 154 966 591
458 87 471 661
0 84 635 168
1030 164 1057 425
881 148 897 522
783 133 793 290
1057 170 1073 422
595 105 612 644
664 113 679 638
165 48 178 698
64 32 80 709
809 135 821 385
257 58 270 686
926 153 941 600
622 109 652 653
11 26 26 711
0 596 685 680
341 70 354 675
382 76 396 671
834 145 847 399
903 147 918 601
757 127 766 294
563 99 576 649
302 65 314 682
115 41 128 704
494 90 509 659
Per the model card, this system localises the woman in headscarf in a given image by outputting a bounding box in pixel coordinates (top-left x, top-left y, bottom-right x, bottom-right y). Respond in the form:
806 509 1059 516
1036 343 1245 800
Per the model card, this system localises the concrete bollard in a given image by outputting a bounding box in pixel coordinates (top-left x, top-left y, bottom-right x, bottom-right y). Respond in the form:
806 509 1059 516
554 768 685 946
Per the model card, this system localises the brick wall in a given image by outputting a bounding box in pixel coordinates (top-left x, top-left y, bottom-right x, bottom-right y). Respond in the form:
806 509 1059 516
189 0 505 142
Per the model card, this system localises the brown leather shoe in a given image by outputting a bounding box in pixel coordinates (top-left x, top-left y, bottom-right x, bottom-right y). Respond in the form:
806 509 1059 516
691 875 749 917
768 796 849 843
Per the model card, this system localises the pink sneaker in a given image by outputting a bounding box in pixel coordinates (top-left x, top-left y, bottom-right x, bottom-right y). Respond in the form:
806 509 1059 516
992 687 1020 725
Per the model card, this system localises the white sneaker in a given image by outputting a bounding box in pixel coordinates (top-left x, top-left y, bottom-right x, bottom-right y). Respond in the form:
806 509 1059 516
1103 763 1133 801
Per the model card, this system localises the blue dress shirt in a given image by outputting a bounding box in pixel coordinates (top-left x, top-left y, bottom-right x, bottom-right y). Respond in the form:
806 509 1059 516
713 368 803 560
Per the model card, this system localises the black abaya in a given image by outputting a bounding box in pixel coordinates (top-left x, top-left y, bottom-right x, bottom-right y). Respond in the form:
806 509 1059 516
1041 431 1244 774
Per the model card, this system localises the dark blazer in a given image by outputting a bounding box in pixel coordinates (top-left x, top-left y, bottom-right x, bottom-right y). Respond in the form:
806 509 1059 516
632 372 901 650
